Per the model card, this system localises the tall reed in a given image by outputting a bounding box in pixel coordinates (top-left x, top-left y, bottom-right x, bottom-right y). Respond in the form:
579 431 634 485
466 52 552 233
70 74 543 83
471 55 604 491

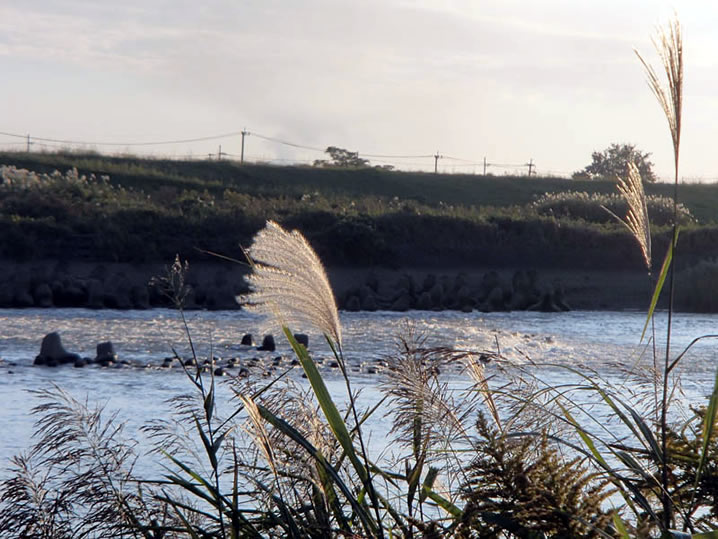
636 16 683 530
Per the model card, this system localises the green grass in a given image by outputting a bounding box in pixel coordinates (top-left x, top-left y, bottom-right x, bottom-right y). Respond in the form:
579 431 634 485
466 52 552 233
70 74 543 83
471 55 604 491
4 150 718 222
1 150 718 277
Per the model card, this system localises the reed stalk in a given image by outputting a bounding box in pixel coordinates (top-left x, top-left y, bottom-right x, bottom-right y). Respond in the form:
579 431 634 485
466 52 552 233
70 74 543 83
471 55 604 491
636 15 683 531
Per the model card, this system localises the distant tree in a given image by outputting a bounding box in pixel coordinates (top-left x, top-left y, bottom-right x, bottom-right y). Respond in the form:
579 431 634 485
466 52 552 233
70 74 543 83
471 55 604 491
313 146 370 168
575 143 656 183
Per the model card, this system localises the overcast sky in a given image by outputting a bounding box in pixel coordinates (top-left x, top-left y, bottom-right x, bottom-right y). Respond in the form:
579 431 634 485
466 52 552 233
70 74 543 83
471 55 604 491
1 1 716 180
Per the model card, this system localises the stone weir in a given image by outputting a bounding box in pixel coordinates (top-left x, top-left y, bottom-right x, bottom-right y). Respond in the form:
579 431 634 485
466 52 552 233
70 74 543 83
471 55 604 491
28 332 392 377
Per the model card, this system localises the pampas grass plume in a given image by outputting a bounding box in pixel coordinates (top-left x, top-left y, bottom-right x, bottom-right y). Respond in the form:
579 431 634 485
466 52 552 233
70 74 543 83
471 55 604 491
238 220 342 346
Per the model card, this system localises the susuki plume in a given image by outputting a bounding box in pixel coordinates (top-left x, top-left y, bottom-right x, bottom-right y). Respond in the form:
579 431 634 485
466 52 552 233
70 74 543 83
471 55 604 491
238 220 342 346
603 162 652 271
635 15 683 176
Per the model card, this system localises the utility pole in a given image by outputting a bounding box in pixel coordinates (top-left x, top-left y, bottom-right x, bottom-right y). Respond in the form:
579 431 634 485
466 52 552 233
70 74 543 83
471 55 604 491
240 129 248 164
434 151 441 174
483 156 487 175
26 134 30 153
527 158 535 177
218 145 222 161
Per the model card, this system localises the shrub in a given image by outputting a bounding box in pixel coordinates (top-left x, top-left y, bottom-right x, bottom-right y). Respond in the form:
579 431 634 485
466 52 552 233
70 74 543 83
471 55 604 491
531 190 694 226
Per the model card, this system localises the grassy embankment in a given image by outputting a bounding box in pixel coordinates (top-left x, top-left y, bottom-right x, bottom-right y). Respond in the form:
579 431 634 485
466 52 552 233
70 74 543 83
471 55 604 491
2 151 718 309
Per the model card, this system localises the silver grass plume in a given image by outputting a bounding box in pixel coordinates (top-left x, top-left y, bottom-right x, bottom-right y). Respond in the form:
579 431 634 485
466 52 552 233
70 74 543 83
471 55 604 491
603 162 652 271
239 220 342 346
635 15 683 178
465 358 502 433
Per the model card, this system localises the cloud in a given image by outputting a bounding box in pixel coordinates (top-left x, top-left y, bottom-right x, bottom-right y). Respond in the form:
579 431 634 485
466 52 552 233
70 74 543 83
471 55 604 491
1 1 717 177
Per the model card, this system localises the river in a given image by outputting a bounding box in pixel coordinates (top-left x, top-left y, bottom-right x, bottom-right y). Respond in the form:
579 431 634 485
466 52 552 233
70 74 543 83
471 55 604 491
2 308 718 480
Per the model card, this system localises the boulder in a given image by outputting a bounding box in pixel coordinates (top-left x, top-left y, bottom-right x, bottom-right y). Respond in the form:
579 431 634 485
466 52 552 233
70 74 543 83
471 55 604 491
344 295 361 312
390 292 412 312
455 285 474 309
86 279 105 309
257 335 276 352
130 285 150 309
365 273 380 293
240 333 254 346
0 283 14 307
416 291 433 311
360 292 378 311
33 283 53 308
486 286 507 311
478 271 502 301
105 277 132 310
553 286 571 312
529 292 562 313
94 342 118 364
55 278 87 307
421 273 437 293
34 332 80 366
510 270 541 310
428 283 444 308
294 333 309 348
13 287 34 308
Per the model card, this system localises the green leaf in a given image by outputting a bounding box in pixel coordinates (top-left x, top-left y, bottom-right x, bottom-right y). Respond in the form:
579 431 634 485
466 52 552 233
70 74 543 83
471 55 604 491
628 406 663 464
421 486 462 518
560 403 610 470
204 384 215 423
283 327 369 484
612 513 631 539
195 416 218 470
641 229 678 342
419 466 439 505
695 367 718 492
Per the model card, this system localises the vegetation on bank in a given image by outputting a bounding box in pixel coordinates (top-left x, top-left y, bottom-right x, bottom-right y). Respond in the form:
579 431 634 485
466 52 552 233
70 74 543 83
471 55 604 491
1 153 718 274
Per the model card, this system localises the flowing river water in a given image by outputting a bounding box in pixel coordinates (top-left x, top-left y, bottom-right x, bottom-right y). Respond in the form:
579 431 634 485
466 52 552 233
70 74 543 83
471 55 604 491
1 308 718 480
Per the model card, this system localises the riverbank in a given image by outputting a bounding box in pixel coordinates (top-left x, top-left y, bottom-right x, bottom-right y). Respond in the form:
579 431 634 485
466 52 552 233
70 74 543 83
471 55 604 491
0 259 654 312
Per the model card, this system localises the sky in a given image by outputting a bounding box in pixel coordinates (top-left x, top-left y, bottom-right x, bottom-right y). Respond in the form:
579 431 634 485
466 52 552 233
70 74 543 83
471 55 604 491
1 1 717 181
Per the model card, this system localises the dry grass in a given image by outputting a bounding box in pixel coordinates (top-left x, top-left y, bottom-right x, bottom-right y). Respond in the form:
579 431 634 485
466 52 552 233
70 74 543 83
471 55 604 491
238 220 342 347
603 162 652 271
635 15 683 177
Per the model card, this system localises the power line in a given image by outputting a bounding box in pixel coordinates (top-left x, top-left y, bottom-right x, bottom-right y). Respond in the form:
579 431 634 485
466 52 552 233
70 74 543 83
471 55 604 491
249 132 326 152
0 129 244 146
442 154 476 163
359 152 434 159
0 126 546 176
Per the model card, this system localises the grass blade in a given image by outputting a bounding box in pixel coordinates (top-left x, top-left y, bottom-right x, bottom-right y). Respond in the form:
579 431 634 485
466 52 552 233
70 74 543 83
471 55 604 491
420 486 462 518
694 367 718 492
641 229 678 342
612 513 631 539
282 328 370 485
